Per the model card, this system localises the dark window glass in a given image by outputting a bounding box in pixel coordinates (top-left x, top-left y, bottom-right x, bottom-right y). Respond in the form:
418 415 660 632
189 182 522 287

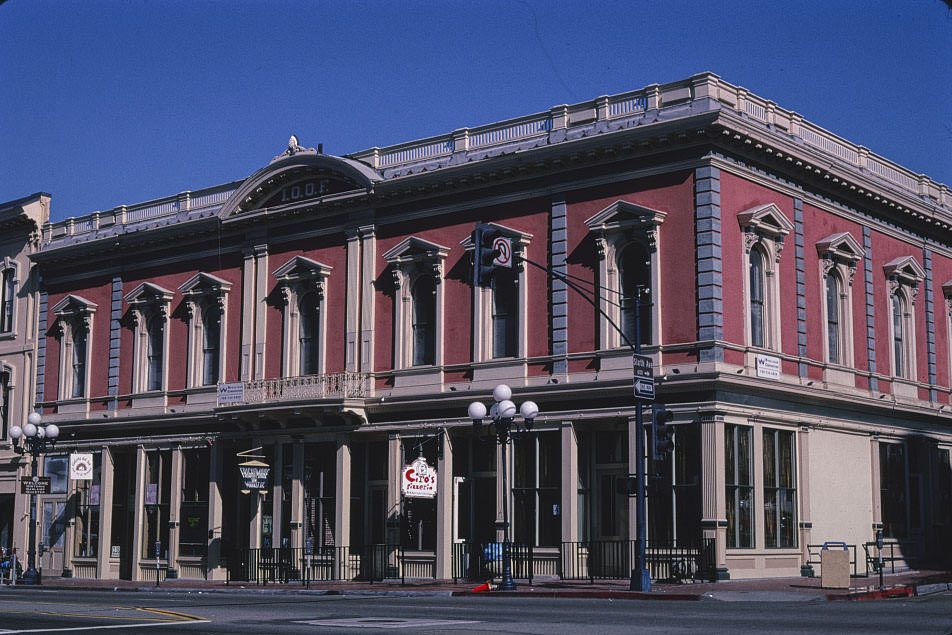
202 305 221 385
143 450 172 559
0 372 9 439
180 448 209 557
749 248 766 347
72 326 88 398
513 432 560 547
411 276 436 366
45 455 68 493
492 270 517 358
826 273 840 363
892 294 904 378
763 429 797 548
880 443 908 539
147 315 164 391
0 269 13 333
725 424 754 548
619 243 651 347
299 293 320 375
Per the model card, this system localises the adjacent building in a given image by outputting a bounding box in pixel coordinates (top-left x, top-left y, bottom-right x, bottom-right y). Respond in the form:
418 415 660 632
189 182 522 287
11 73 952 582
0 193 49 558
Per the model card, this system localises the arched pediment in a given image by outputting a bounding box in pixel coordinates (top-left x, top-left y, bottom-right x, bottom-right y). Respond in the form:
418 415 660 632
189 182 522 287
219 137 381 220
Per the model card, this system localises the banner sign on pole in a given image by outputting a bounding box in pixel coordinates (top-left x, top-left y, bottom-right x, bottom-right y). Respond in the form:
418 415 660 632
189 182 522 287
401 456 438 499
70 453 94 480
238 461 271 493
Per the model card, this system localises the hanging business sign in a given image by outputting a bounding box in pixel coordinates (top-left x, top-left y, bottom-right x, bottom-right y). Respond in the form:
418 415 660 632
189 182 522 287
401 456 438 499
21 476 51 495
70 453 94 480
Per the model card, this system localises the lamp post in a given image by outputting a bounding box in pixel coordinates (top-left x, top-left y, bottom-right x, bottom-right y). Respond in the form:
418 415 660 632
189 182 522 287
9 412 60 585
467 384 538 591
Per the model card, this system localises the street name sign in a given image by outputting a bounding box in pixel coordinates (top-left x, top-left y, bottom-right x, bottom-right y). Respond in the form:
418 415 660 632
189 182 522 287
632 354 655 401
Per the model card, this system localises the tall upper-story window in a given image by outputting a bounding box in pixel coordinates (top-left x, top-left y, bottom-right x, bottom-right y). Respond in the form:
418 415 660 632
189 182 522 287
585 200 666 351
0 263 15 334
738 203 793 351
816 232 863 367
274 256 332 377
72 326 88 398
492 268 518 359
882 256 924 381
299 292 321 376
748 247 767 348
202 305 221 385
146 315 164 391
411 275 436 366
826 272 841 363
0 370 10 439
125 282 174 394
619 242 651 347
51 294 97 401
383 237 449 370
179 272 231 388
460 224 532 363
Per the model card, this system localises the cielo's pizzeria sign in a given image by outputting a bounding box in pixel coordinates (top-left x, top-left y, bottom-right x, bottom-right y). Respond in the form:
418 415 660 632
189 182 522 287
401 457 437 499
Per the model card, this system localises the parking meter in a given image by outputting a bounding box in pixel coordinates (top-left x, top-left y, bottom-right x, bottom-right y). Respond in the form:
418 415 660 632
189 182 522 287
876 529 884 590
876 529 883 550
154 540 161 587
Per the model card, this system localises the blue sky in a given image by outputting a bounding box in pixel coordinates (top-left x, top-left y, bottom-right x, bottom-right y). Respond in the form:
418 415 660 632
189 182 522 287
2 0 950 223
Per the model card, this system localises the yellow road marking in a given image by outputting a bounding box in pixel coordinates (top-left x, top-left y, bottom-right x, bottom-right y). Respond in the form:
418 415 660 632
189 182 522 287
0 601 207 623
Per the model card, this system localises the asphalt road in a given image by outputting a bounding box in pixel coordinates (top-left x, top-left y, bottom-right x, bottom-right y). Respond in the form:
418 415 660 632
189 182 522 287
0 588 950 634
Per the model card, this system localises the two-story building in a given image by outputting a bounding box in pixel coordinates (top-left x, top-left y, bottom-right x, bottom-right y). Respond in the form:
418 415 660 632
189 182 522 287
19 73 952 583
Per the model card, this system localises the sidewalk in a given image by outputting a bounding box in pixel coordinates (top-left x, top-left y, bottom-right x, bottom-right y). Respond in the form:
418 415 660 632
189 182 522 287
3 570 950 602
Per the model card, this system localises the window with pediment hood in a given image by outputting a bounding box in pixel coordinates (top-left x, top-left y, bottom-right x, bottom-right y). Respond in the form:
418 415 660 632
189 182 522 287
381 237 449 370
179 273 231 387
0 367 11 439
459 223 532 362
274 255 332 377
51 294 97 400
0 258 17 335
883 256 924 380
738 203 793 351
585 200 665 351
125 282 174 393
816 232 863 366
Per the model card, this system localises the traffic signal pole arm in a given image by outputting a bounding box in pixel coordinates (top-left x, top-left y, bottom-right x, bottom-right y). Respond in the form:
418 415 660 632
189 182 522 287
512 254 638 352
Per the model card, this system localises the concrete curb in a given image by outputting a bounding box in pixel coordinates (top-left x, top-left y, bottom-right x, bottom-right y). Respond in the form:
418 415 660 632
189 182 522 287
451 590 701 601
828 586 915 601
0 584 455 598
914 582 952 596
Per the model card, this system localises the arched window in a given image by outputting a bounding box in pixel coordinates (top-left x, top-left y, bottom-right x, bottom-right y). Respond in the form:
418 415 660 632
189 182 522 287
892 293 905 378
411 276 436 366
72 325 88 398
146 315 164 391
619 243 651 347
202 304 221 386
492 270 518 359
749 247 767 348
299 293 321 375
826 272 841 364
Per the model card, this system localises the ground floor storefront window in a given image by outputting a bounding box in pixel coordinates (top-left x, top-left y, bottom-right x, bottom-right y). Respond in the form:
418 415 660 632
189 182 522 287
179 448 209 557
143 450 171 559
74 454 102 558
725 424 753 548
763 428 797 548
512 431 560 547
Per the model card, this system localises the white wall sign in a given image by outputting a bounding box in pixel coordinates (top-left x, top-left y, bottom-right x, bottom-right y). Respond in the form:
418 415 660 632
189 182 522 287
756 354 781 379
70 453 94 480
217 382 245 405
401 457 438 499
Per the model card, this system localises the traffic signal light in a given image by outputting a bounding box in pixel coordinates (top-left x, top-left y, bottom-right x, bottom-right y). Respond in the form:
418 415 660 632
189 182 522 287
652 404 675 461
472 222 499 287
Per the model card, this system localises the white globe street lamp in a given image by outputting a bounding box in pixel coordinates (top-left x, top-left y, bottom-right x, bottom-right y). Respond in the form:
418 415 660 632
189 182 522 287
466 384 540 591
9 412 60 585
